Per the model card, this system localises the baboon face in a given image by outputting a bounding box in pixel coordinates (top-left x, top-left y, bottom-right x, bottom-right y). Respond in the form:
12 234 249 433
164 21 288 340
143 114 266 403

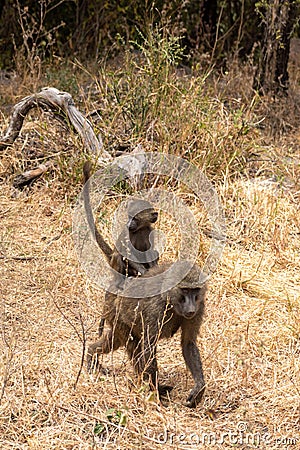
128 210 158 232
127 200 158 232
173 288 202 319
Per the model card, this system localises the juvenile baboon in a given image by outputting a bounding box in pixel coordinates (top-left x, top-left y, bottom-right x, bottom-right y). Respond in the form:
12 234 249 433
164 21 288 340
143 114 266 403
83 161 159 275
110 197 160 275
83 161 159 334
87 263 206 408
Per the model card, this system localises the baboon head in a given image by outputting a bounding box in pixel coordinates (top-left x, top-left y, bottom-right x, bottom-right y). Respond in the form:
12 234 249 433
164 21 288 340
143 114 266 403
127 199 158 232
171 287 202 319
171 265 205 319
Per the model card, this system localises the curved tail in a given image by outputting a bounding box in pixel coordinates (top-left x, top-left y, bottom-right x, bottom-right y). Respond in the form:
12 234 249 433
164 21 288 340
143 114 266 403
83 161 113 260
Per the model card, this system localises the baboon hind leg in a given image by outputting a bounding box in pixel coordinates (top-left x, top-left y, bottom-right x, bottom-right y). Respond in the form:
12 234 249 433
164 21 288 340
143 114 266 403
98 317 105 337
126 340 173 398
87 329 122 373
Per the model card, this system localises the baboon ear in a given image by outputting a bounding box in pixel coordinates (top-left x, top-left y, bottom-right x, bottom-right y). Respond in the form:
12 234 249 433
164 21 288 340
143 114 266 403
150 212 158 223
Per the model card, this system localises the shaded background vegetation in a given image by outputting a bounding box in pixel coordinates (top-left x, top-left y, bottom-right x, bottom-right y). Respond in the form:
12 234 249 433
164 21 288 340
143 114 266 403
0 0 299 94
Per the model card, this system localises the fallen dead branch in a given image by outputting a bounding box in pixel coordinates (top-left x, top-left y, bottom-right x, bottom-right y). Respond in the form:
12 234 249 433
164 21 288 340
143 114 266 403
0 87 148 187
0 87 110 160
0 87 115 185
12 161 53 188
0 255 44 261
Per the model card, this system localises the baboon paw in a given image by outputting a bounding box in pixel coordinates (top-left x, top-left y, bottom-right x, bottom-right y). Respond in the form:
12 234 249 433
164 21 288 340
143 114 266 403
184 399 197 408
158 384 174 398
185 385 205 408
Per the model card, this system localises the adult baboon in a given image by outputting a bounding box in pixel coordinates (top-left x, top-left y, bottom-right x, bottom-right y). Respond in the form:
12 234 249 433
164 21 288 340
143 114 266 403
83 161 159 335
87 263 206 408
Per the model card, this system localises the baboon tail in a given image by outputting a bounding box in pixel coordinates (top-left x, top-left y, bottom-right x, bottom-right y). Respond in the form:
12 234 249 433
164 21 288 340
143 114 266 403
83 161 113 259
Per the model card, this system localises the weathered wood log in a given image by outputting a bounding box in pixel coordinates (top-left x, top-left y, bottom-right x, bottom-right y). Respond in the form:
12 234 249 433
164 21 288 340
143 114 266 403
0 87 112 161
12 161 53 188
0 87 147 186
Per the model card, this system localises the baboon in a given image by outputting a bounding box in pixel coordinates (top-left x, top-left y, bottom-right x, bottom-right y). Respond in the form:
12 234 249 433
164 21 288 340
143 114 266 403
110 197 160 275
83 161 159 335
87 263 206 408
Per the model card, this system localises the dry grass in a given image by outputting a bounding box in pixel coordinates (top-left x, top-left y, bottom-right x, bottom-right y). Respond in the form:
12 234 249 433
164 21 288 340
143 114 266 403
0 56 300 449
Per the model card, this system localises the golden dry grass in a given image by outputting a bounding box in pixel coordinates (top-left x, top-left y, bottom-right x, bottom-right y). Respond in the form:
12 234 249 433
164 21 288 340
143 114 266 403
0 63 300 449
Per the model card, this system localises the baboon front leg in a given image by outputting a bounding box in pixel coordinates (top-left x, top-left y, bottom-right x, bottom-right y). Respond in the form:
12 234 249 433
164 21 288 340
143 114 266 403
182 340 205 408
87 329 121 372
